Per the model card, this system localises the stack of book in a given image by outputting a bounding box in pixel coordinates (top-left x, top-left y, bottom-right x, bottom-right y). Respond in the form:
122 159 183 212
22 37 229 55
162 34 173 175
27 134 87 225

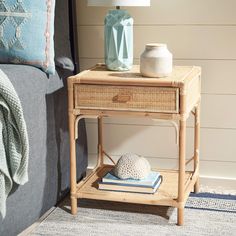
98 171 163 194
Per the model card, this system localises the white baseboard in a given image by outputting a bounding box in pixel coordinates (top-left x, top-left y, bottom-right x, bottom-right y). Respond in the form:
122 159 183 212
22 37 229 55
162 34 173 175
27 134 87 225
199 176 236 195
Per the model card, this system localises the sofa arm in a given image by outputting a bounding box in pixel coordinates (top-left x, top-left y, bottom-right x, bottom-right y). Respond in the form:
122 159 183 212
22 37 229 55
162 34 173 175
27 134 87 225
55 57 75 72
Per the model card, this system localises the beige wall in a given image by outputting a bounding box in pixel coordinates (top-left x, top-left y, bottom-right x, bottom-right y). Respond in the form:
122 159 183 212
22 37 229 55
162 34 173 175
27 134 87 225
76 0 236 181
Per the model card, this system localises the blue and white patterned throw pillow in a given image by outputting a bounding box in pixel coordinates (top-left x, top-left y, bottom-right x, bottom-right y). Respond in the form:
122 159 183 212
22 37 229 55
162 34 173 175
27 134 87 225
0 0 55 74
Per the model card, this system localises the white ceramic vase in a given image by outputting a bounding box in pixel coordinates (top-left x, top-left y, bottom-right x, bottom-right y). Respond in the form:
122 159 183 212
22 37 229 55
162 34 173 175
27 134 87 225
140 43 173 78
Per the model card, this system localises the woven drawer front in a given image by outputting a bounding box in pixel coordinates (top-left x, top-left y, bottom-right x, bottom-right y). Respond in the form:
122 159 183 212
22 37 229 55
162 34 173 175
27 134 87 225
75 85 179 113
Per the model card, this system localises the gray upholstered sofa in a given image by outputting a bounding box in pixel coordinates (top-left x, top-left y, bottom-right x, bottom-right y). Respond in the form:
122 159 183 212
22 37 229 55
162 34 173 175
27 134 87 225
0 1 87 235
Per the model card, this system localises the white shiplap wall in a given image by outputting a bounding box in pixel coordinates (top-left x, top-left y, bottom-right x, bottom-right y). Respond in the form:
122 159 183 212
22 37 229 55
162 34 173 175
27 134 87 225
76 0 236 183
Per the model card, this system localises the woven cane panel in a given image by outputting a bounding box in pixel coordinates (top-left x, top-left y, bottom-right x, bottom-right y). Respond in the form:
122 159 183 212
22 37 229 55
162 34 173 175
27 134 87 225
75 85 179 113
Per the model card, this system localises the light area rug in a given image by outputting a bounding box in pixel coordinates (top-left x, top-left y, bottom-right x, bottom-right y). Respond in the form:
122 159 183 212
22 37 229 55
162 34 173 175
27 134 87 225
30 193 236 236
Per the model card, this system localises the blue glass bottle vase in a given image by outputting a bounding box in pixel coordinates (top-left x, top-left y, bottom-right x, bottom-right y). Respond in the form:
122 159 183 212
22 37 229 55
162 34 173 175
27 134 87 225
104 10 133 71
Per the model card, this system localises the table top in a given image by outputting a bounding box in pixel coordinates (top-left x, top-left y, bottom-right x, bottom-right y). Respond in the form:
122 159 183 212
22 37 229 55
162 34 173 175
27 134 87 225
71 64 201 88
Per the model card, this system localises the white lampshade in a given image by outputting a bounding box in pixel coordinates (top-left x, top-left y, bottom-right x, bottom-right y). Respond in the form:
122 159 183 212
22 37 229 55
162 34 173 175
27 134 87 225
88 0 150 7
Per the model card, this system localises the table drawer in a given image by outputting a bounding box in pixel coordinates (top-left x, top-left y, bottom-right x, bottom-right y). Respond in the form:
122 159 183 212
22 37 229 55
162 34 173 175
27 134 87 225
74 84 179 113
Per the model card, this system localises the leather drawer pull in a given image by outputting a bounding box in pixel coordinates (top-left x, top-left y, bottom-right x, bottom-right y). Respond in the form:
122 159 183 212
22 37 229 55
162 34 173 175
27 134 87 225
113 93 132 103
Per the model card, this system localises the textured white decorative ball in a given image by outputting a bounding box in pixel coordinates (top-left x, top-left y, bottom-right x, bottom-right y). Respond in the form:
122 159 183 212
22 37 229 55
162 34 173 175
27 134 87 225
113 153 151 180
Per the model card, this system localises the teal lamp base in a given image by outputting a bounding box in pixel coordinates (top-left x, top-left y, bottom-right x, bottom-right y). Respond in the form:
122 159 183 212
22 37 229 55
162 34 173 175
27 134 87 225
105 10 133 71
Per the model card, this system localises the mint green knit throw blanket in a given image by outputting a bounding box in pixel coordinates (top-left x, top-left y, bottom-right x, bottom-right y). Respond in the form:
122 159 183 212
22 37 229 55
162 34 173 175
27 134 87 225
0 70 29 218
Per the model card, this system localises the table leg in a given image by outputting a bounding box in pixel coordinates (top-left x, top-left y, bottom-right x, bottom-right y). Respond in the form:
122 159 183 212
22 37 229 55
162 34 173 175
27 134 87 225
98 117 104 166
194 103 200 193
69 113 77 215
178 119 186 226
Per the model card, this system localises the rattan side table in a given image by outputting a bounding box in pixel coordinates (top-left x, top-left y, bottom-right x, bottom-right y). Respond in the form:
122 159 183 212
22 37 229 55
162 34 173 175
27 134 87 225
67 64 201 226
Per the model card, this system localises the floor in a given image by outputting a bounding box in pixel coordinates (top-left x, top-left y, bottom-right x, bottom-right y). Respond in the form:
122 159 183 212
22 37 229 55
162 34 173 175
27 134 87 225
19 184 236 236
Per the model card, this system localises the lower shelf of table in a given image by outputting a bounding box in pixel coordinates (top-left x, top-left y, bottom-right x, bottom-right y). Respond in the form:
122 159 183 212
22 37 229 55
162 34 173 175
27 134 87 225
75 165 195 208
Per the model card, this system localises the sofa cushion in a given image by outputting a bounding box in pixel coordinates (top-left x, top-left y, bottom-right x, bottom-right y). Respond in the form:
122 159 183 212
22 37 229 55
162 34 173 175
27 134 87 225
0 0 56 74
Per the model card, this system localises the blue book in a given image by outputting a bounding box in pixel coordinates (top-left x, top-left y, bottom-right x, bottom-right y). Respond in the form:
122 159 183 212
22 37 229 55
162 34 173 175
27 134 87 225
102 171 161 188
99 175 163 194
